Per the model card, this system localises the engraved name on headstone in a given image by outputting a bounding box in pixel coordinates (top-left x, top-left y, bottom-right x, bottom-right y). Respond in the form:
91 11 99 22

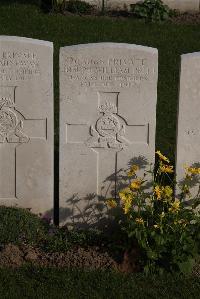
0 36 54 215
60 43 158 226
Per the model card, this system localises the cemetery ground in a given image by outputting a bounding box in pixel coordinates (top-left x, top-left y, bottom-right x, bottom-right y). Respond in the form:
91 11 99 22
0 1 200 298
0 206 200 298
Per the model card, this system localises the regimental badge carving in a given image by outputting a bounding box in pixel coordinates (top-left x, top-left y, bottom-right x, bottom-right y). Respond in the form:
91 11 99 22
0 95 29 143
86 101 128 149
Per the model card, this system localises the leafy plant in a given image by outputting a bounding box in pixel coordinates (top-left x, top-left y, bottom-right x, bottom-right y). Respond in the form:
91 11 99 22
66 0 93 14
40 227 104 252
52 0 66 12
130 0 171 22
107 151 200 275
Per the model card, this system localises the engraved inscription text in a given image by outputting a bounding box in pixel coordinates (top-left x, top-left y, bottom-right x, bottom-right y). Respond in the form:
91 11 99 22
0 50 41 81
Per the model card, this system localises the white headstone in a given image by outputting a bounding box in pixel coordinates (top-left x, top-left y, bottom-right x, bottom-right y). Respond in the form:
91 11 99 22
88 0 200 12
176 52 200 196
0 36 54 216
60 43 158 227
163 0 199 12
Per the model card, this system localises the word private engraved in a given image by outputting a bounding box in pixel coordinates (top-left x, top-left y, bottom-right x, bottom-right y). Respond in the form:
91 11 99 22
63 55 150 89
86 101 128 150
0 87 29 143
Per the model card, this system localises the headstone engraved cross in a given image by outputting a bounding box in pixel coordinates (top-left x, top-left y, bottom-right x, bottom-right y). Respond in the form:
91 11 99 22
0 36 54 215
66 91 149 196
60 43 158 226
0 86 47 199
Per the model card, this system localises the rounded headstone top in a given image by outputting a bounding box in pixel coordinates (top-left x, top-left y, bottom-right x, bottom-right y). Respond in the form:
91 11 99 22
0 36 53 48
60 42 158 54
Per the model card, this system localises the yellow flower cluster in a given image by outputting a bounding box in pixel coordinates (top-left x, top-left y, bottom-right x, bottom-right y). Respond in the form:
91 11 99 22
130 178 143 190
159 164 174 173
185 166 200 175
119 187 132 202
181 184 191 197
135 217 144 225
119 188 133 214
154 185 162 199
169 199 181 213
154 185 173 200
127 164 139 177
156 150 170 163
164 186 173 198
106 199 117 208
123 197 133 214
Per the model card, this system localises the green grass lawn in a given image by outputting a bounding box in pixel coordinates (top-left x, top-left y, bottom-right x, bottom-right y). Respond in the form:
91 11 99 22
0 206 199 298
1 2 200 161
0 266 199 299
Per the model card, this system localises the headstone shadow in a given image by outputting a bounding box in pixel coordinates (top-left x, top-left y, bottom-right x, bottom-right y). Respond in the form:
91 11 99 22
60 155 152 229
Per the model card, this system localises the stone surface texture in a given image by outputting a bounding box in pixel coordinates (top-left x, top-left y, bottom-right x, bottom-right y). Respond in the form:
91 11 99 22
60 43 158 227
89 0 200 12
164 0 199 11
176 52 200 196
0 36 54 216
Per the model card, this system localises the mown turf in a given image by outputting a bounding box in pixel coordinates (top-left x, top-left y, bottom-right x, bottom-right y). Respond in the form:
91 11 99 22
0 205 199 298
0 206 108 252
0 206 49 246
0 266 199 299
1 3 200 162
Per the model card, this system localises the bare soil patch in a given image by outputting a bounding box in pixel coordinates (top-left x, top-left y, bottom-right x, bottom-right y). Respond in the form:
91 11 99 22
0 243 117 270
0 243 199 275
170 13 200 25
0 243 143 274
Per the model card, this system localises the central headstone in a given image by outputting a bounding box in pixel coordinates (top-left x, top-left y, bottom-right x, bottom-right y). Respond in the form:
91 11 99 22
0 36 54 216
60 43 158 227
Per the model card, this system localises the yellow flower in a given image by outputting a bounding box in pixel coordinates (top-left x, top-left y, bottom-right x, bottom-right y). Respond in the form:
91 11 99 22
130 179 142 190
135 217 144 225
127 165 139 177
156 150 170 163
154 185 162 200
119 188 134 214
106 199 117 208
185 166 200 175
163 186 173 198
181 184 191 196
119 188 133 203
159 165 174 173
169 199 181 213
154 185 173 201
123 197 133 214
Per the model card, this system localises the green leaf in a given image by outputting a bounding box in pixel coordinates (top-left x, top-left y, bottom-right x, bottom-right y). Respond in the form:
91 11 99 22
178 258 195 274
